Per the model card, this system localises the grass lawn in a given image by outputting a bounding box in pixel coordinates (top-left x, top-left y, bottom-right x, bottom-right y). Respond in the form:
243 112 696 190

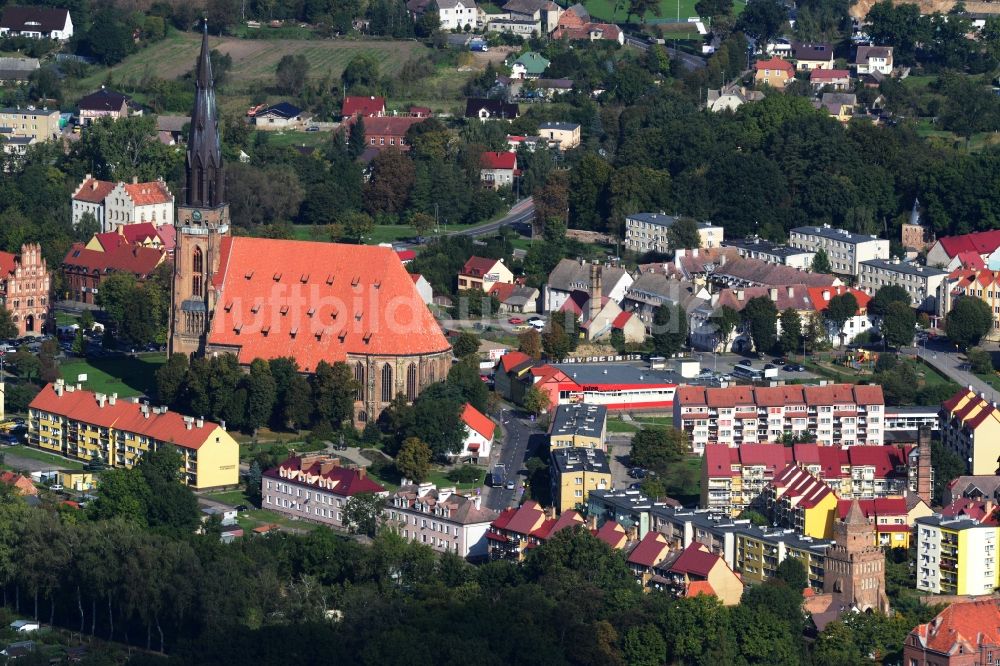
73 30 430 93
425 466 485 491
237 508 320 533
257 129 331 149
583 0 744 25
60 353 166 398
664 455 701 506
6 445 85 470
902 75 936 89
914 119 1000 153
54 312 78 327
204 489 250 505
635 416 673 426
607 419 639 433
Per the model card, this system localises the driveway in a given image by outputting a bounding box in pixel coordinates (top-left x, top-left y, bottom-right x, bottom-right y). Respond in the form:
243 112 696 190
608 434 635 490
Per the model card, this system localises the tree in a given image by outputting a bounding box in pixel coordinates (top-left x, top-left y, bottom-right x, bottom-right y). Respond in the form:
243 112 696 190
523 385 552 416
342 55 380 92
882 301 916 349
542 318 573 361
343 492 385 537
243 359 277 434
967 348 994 375
774 557 808 592
364 149 415 217
447 360 488 412
311 361 358 428
409 211 435 236
395 437 432 482
778 308 801 355
518 329 542 360
627 0 662 22
868 285 911 320
736 0 787 41
453 331 480 359
339 211 374 243
742 296 778 355
667 218 702 250
156 353 189 409
630 427 689 474
696 0 734 17
824 292 859 342
945 296 993 350
623 625 667 666
652 303 686 357
71 329 85 357
0 308 19 339
811 248 832 274
711 305 741 351
275 54 310 94
85 10 134 65
348 119 366 159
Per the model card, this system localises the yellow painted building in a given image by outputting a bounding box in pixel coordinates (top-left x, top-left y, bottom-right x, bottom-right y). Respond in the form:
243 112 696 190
940 388 1000 476
735 528 830 589
59 470 96 492
766 465 839 539
550 447 611 513
548 403 607 451
916 515 1000 596
28 381 239 489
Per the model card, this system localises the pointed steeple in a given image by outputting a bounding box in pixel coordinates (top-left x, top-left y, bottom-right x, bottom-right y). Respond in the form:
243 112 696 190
185 19 224 209
844 499 866 525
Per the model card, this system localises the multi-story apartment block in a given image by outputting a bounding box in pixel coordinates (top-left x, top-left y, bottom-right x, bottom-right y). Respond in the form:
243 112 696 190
789 225 890 276
384 483 498 559
550 447 611 513
487 500 584 561
648 505 833 589
587 488 669 539
549 403 607 451
28 381 239 489
940 388 1000 475
915 514 999 596
836 498 915 548
763 465 838 539
702 443 924 517
262 454 386 530
675 384 885 453
938 268 1000 342
723 236 815 270
858 258 947 311
0 106 60 143
624 213 725 252
0 243 49 337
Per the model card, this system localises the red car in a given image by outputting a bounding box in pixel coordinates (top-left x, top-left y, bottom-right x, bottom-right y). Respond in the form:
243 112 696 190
508 317 524 325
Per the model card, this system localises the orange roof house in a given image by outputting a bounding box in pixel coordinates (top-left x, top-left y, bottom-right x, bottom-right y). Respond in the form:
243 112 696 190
754 58 794 89
456 403 495 462
903 599 1000 666
0 472 36 496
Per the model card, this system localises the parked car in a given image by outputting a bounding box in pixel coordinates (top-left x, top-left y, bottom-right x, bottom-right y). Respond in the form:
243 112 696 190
234 504 249 512
508 317 524 325
738 359 752 366
783 364 797 372
504 480 516 490
528 316 542 322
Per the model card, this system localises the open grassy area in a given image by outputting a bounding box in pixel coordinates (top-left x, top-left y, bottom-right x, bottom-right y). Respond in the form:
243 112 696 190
258 129 332 149
6 446 85 470
74 31 430 93
914 119 1000 153
607 419 639 433
582 0 744 25
635 416 673 426
204 489 250 505
60 353 166 398
237 508 320 533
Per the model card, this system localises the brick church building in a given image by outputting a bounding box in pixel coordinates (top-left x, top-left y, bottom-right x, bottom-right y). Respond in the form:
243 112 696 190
168 26 452 425
0 243 50 336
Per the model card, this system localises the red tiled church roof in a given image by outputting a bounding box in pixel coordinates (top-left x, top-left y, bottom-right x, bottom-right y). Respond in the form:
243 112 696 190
206 237 450 371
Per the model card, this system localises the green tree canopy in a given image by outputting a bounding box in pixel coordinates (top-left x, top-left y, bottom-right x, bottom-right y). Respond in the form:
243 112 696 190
945 296 993 349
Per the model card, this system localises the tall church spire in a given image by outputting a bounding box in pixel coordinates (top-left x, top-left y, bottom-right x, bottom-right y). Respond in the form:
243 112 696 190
186 19 224 208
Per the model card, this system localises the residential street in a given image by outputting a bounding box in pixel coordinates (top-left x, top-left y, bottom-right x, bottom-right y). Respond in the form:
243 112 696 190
450 197 534 238
482 407 545 512
907 338 1000 402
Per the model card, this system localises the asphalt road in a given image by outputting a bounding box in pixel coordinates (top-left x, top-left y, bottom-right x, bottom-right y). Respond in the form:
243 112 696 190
449 197 535 238
482 408 545 512
906 338 1000 402
625 35 707 70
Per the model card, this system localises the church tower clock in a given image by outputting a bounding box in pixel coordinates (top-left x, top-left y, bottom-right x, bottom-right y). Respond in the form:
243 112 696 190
169 21 230 357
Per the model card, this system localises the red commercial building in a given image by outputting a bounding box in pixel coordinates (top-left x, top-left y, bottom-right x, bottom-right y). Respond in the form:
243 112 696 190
0 243 50 337
61 239 166 305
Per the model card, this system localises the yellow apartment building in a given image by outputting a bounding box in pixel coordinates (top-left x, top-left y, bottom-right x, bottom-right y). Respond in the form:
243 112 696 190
940 388 1000 475
28 381 239 489
550 447 611 513
916 515 1000 596
548 403 607 451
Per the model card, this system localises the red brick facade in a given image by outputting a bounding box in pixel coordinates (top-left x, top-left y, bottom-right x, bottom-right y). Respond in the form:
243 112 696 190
0 243 50 336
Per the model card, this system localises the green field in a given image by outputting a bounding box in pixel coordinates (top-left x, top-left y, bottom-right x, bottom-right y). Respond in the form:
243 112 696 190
76 30 430 92
60 353 166 398
582 0 744 26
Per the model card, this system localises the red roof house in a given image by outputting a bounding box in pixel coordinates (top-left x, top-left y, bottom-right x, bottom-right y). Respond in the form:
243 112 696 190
341 96 386 119
904 599 1000 666
457 403 495 462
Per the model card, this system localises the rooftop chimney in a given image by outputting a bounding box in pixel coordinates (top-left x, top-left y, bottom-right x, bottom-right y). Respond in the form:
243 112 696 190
196 417 204 428
54 382 63 397
822 290 830 301
737 289 745 301
96 393 106 408
109 393 116 405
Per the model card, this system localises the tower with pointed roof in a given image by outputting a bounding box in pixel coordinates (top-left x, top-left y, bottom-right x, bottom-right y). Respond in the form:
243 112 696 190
169 21 231 358
822 499 890 613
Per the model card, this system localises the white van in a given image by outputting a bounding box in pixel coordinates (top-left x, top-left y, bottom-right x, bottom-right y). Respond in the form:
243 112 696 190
529 320 546 331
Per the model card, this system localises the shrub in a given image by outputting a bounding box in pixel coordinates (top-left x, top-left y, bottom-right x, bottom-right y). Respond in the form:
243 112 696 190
446 465 482 483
